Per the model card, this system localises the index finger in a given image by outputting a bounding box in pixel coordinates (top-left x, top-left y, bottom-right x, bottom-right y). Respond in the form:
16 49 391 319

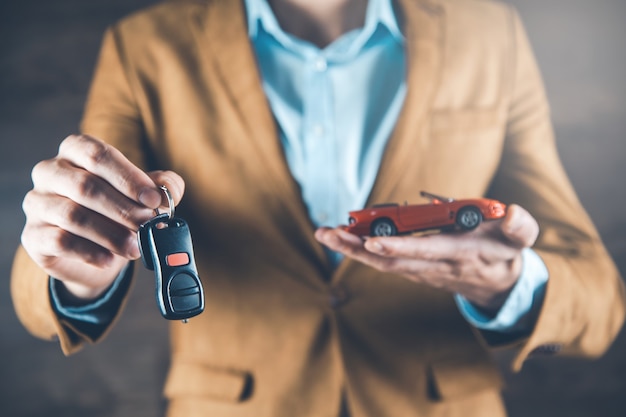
363 232 520 263
58 135 162 208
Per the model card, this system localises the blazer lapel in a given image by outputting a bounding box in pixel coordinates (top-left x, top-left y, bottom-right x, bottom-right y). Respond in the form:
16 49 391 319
187 0 331 278
189 0 295 199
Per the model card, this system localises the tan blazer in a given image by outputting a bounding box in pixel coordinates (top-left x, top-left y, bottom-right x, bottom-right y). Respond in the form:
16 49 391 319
11 0 626 416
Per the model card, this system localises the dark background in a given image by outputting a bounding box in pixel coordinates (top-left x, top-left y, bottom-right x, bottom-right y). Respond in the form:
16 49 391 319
1 0 625 416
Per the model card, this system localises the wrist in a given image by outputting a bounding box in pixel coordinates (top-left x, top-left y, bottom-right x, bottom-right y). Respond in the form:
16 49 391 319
56 258 131 304
466 285 516 318
462 254 523 316
56 280 113 306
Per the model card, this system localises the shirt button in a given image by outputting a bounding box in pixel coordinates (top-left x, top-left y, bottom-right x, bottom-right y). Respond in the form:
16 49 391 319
329 285 350 309
314 57 327 72
317 212 329 223
312 124 324 136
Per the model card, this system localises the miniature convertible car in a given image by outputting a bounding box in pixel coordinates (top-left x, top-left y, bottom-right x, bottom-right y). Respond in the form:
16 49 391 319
343 191 507 237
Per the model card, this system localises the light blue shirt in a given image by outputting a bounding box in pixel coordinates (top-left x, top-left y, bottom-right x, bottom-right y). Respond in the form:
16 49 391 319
244 0 548 334
51 0 549 337
246 0 406 235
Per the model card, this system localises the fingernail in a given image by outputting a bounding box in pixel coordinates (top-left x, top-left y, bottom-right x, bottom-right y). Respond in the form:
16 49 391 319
128 236 141 259
138 188 161 208
368 241 385 254
314 228 331 242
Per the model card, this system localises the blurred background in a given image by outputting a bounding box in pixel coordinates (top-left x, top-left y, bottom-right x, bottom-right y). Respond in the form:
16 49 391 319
0 0 624 415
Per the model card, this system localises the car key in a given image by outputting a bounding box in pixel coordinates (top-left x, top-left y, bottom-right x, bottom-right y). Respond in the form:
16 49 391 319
137 186 204 322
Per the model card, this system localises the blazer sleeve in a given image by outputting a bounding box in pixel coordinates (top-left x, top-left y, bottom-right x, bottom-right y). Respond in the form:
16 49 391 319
10 26 146 355
487 8 626 371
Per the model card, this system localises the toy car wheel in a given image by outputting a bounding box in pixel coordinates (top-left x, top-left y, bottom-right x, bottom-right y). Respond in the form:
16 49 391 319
456 206 482 230
371 218 397 237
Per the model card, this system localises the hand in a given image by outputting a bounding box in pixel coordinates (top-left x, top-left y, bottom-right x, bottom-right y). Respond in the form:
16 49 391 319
21 134 185 301
315 204 540 315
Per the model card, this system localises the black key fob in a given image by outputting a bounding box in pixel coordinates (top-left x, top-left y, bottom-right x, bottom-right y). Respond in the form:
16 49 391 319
138 213 205 321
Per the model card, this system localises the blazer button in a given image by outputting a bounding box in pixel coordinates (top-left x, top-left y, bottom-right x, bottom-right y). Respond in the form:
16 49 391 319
530 343 562 356
329 285 350 309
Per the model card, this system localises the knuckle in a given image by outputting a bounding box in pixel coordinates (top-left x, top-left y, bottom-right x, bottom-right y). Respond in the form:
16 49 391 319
21 191 35 216
420 250 435 262
84 139 110 166
58 134 84 155
74 171 100 199
63 201 89 227
57 135 74 153
31 159 52 185
112 231 134 254
451 263 466 279
63 133 83 144
22 192 50 224
50 228 74 254
30 161 43 180
20 226 35 251
376 257 398 273
115 169 135 194
454 245 473 261
116 203 135 224
448 260 476 281
38 255 59 271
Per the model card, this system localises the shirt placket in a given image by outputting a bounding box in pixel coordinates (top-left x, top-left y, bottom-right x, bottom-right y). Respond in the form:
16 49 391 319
302 53 336 228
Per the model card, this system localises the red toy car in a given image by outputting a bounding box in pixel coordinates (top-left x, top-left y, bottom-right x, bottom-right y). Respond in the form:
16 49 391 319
343 191 507 237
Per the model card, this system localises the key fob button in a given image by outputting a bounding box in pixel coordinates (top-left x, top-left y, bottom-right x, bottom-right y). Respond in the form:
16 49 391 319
166 252 190 266
168 273 202 312
171 294 202 312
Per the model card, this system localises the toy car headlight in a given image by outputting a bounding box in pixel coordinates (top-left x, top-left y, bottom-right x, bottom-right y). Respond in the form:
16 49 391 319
489 203 506 216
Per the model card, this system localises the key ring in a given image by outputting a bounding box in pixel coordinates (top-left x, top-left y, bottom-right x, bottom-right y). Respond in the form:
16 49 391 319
155 185 175 220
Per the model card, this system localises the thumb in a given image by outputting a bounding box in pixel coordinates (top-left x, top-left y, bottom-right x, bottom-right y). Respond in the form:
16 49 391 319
500 204 540 248
146 170 186 208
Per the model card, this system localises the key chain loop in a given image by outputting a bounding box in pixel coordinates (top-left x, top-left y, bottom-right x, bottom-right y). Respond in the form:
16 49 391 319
155 185 175 220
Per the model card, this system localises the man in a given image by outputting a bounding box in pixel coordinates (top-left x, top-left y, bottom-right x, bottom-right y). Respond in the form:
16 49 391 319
11 0 626 416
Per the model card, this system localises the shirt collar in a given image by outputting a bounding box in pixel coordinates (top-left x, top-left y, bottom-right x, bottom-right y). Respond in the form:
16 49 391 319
244 0 403 44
